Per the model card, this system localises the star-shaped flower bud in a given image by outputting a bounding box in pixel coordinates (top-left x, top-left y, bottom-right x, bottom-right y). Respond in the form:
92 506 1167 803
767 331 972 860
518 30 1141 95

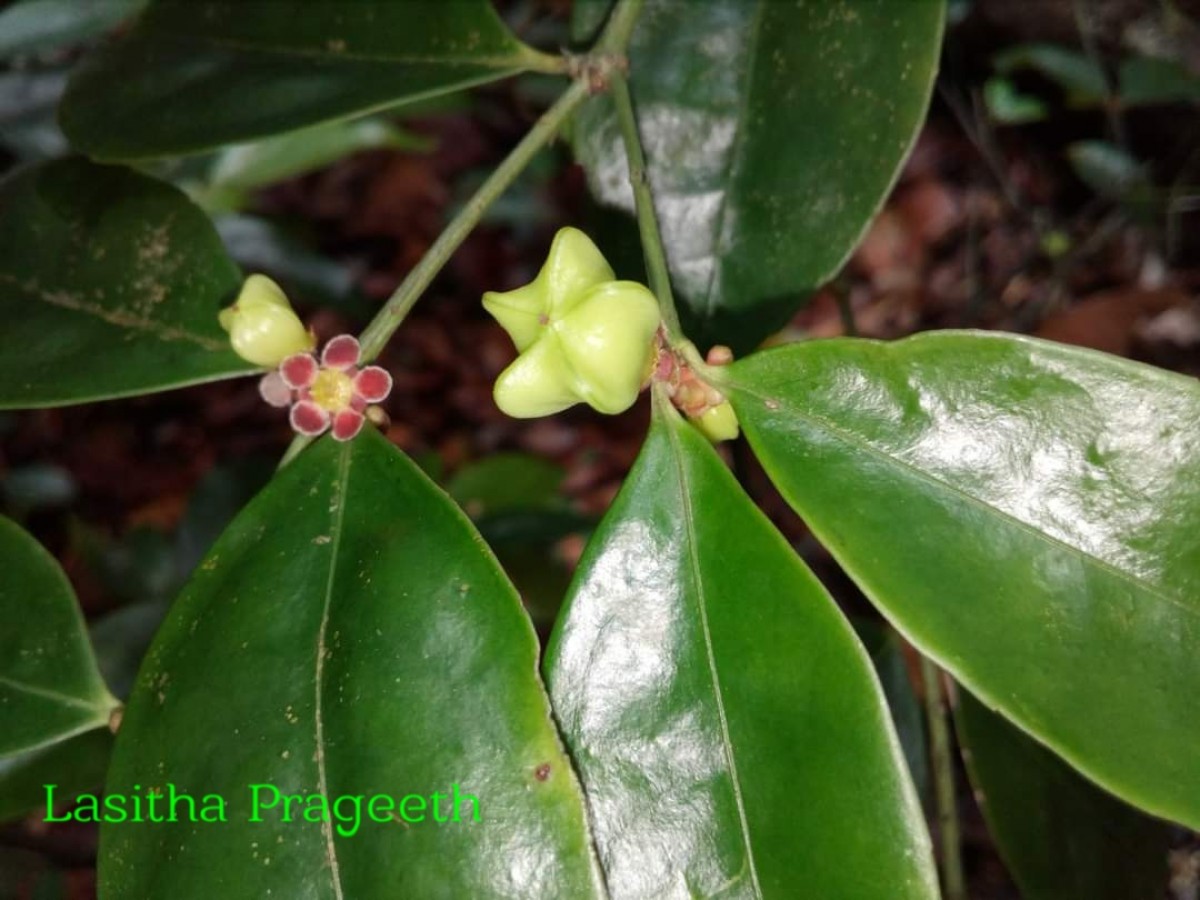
219 274 315 367
483 228 661 418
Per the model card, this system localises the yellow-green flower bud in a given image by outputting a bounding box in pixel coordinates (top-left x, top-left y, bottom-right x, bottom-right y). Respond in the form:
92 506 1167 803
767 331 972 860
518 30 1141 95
693 401 740 443
484 228 661 418
218 274 315 367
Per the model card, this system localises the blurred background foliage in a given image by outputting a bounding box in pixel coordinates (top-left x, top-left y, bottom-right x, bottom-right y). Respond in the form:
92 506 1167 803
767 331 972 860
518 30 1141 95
0 0 1198 896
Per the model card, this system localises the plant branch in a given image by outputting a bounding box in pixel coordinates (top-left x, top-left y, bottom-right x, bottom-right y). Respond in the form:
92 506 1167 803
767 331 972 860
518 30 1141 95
597 0 646 53
609 68 683 342
277 78 591 467
279 0 653 467
921 654 966 900
357 79 590 361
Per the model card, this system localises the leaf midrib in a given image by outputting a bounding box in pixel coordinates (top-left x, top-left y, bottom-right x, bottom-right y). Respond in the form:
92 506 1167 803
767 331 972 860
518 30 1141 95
0 674 108 712
732 378 1199 622
0 273 227 350
313 441 350 900
663 415 764 898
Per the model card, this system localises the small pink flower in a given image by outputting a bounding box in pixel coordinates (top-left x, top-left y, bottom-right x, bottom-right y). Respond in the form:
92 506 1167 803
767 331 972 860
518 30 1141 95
258 334 393 441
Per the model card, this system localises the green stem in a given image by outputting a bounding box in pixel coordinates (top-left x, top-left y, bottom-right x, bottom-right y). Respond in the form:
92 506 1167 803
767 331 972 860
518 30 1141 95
277 78 591 468
279 0 653 468
357 78 590 361
597 0 646 52
609 68 683 342
921 654 967 900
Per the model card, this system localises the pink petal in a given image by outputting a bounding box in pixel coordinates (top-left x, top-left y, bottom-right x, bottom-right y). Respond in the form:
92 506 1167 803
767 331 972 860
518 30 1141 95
257 371 292 408
353 366 393 403
281 353 318 389
331 409 365 441
321 334 360 370
290 400 330 436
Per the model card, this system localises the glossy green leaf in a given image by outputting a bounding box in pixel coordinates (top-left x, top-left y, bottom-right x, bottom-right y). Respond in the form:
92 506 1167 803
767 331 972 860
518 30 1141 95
856 620 929 809
956 688 1169 899
101 429 602 899
0 158 254 408
573 0 945 350
727 331 1200 828
0 728 113 823
194 118 429 212
545 402 936 898
0 0 146 60
0 516 116 756
61 1 559 160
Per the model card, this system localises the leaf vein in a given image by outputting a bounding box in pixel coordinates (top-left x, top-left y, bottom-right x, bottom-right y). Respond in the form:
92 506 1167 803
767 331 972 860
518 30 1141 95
313 441 350 900
0 675 107 712
0 273 225 349
664 416 764 898
733 378 1199 621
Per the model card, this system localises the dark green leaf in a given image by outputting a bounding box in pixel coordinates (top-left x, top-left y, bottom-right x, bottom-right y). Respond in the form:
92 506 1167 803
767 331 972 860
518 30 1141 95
0 728 113 823
545 403 936 898
856 620 929 809
983 77 1048 125
728 331 1200 828
956 689 1170 899
90 600 169 700
0 516 116 756
0 158 254 409
208 119 429 193
993 44 1107 101
0 0 146 60
573 0 944 351
61 0 560 160
174 457 274 575
1067 141 1148 200
447 453 566 517
101 429 603 899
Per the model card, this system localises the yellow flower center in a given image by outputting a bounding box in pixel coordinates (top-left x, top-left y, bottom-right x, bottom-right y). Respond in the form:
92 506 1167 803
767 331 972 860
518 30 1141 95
310 369 354 412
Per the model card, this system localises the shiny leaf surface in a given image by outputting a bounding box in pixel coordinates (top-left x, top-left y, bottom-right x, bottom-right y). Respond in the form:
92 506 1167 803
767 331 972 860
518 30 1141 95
956 689 1169 900
573 0 944 350
62 0 558 159
0 516 115 756
101 429 602 899
728 331 1200 827
0 158 254 408
545 403 936 898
